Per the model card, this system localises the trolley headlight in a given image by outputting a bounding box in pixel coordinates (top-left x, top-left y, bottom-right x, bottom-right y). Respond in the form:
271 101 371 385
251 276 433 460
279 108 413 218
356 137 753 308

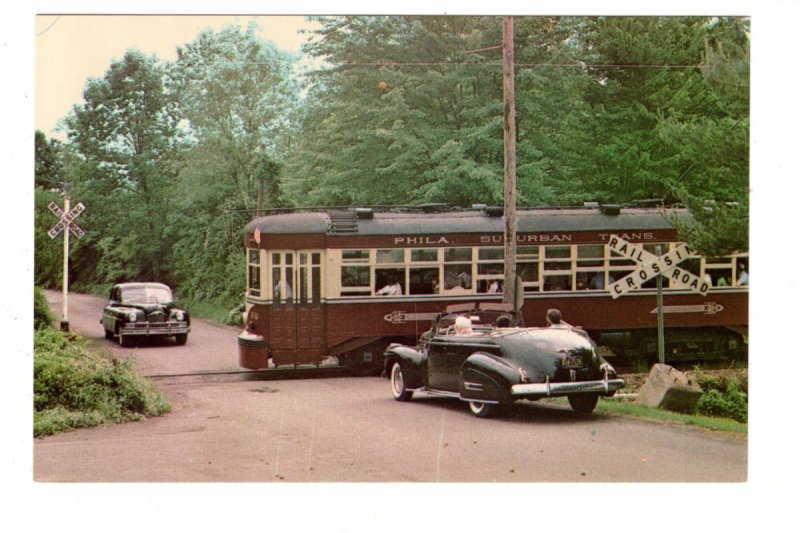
127 311 138 322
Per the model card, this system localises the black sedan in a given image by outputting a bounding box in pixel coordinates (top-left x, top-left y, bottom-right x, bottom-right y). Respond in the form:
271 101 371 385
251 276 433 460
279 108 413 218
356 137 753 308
101 282 191 347
383 303 623 418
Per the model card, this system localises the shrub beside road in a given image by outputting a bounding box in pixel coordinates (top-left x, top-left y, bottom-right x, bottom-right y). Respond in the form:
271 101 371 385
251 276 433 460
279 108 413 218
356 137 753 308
33 328 170 437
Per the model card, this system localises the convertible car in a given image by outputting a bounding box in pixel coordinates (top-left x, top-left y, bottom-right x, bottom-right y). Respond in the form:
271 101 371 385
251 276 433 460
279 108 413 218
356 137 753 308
383 303 624 418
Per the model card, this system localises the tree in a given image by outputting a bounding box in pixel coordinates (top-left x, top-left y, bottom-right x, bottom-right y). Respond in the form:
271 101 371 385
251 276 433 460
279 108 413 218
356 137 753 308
35 130 64 190
172 23 298 210
167 24 299 305
575 17 749 253
65 49 182 287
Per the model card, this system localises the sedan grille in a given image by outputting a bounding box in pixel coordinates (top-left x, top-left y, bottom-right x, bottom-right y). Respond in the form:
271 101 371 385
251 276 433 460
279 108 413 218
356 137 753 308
148 311 167 324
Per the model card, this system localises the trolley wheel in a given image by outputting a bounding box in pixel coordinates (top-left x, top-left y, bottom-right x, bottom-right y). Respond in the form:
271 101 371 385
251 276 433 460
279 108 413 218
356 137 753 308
390 362 414 401
568 394 599 414
468 401 500 419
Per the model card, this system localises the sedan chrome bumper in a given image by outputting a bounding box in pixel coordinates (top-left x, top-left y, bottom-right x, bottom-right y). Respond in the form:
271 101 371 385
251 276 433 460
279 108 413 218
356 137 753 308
511 376 625 397
121 323 190 336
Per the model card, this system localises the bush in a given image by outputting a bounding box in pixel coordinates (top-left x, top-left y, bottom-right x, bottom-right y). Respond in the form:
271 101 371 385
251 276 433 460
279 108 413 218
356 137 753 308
33 328 170 437
34 286 54 330
696 377 748 423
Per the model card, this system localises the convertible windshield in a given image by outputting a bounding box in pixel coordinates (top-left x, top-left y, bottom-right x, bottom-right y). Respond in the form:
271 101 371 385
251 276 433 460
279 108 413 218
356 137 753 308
120 285 172 304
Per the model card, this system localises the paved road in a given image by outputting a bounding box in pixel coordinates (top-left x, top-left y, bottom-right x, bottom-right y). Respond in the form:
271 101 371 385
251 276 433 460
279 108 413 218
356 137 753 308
35 291 747 482
43 290 243 376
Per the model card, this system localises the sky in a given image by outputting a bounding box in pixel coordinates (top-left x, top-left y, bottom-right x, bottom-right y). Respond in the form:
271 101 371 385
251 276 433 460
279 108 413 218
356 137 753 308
35 15 321 138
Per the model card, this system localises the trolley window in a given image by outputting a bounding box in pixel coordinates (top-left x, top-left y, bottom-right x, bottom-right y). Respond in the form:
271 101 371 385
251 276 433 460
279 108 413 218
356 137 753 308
341 249 371 296
298 252 322 303
272 252 295 304
247 248 262 297
477 247 504 293
543 245 572 291
704 255 737 288
443 247 473 291
517 245 540 292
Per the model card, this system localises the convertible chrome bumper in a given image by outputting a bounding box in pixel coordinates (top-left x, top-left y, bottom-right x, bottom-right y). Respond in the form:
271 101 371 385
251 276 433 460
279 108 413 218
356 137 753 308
121 322 190 336
511 376 625 397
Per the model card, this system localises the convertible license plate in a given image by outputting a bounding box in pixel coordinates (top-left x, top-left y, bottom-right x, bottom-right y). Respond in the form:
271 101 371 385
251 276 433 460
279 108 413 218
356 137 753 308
562 355 583 368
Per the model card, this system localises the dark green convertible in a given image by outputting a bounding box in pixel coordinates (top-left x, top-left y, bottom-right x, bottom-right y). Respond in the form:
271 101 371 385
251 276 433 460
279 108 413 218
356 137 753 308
384 303 623 418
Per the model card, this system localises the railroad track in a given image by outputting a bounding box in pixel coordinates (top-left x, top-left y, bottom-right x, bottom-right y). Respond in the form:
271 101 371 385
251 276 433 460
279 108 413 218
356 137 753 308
145 365 352 385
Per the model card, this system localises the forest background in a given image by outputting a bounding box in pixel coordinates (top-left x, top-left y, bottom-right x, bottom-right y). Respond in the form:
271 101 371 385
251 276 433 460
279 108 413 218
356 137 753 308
33 16 750 316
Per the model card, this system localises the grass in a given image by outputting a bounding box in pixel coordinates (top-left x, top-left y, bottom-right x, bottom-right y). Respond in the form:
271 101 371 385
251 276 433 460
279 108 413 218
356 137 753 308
597 397 747 434
34 328 171 437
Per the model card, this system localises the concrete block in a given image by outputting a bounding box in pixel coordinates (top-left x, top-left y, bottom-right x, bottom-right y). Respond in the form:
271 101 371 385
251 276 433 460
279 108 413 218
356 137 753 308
636 364 703 413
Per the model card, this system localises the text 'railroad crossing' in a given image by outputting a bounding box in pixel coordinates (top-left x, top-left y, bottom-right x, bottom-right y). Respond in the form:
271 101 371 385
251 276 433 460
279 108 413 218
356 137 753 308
607 235 709 299
48 201 85 239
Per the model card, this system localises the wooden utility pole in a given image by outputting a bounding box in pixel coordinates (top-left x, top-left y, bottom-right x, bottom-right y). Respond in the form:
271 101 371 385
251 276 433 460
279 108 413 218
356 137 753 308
502 16 518 307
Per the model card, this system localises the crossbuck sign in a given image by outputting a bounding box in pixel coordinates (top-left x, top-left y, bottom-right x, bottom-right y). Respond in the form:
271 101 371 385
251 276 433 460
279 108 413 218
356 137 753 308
48 201 86 239
607 235 709 299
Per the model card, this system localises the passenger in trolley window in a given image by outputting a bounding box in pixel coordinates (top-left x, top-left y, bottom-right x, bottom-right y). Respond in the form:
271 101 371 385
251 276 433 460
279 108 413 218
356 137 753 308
546 308 569 328
736 263 749 286
376 276 403 296
486 279 502 293
274 280 293 302
589 272 606 290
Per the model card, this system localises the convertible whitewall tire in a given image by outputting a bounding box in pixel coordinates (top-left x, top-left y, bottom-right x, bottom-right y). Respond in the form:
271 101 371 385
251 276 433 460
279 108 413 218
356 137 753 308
390 362 414 401
468 401 500 418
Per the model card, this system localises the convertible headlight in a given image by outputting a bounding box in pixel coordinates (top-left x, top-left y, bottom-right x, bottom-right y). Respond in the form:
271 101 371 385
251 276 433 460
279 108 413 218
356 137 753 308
174 311 185 321
127 311 138 322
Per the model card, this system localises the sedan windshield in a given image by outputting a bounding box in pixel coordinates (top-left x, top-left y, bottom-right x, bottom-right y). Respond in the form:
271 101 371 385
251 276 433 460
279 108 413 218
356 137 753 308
120 286 172 304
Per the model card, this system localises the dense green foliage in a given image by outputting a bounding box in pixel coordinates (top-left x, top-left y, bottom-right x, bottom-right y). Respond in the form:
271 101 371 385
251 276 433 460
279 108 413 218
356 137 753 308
34 17 749 312
695 372 748 422
33 328 170 436
34 286 54 330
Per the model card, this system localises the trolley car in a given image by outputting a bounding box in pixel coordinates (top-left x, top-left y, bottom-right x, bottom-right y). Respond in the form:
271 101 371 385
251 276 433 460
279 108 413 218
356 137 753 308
237 204 748 373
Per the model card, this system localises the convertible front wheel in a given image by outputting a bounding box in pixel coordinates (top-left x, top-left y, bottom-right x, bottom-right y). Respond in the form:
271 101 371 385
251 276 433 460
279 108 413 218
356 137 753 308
390 362 414 401
568 394 599 414
468 401 500 418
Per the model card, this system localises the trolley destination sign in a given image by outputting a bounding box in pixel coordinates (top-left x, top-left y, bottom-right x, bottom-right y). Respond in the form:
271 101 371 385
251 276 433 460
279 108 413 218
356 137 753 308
607 234 710 298
48 201 86 239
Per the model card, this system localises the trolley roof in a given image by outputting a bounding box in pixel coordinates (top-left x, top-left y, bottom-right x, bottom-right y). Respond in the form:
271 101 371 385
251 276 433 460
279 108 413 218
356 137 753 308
244 206 688 236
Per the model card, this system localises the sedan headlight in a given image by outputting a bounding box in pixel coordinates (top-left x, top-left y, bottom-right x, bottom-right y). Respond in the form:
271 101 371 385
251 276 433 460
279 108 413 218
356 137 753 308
127 311 138 322
174 311 185 321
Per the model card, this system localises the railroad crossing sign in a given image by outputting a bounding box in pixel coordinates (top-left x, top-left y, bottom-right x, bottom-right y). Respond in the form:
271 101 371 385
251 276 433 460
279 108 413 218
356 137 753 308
606 235 710 299
48 201 86 239
48 196 85 332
